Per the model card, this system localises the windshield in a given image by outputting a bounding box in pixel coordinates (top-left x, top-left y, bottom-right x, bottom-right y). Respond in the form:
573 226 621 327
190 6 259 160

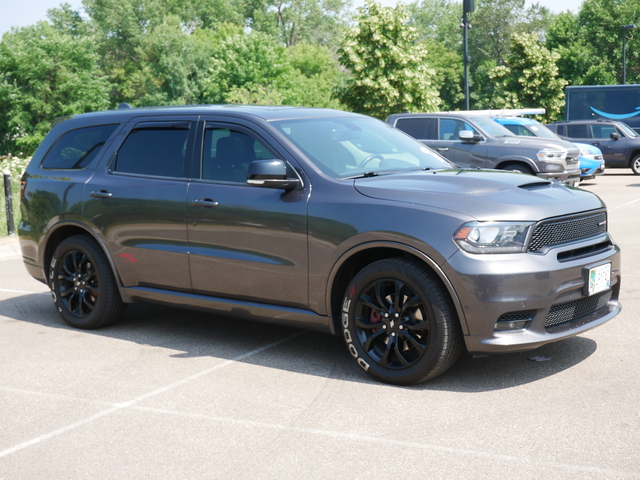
271 116 453 178
472 116 515 137
524 121 560 140
618 122 639 137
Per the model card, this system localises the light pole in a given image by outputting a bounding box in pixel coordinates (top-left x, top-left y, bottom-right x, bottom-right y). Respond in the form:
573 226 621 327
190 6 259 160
461 0 474 110
622 24 636 84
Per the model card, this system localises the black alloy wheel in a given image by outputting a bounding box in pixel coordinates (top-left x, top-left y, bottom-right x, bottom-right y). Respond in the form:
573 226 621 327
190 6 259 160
50 235 125 329
342 258 462 385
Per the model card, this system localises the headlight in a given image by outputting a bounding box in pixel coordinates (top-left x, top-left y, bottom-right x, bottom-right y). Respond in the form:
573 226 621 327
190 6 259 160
536 149 566 162
454 222 534 254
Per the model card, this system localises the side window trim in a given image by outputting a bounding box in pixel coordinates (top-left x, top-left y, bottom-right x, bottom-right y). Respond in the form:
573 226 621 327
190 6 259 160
109 119 197 179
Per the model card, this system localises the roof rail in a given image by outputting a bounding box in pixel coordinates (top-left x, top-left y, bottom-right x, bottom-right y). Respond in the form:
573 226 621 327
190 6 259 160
437 108 546 117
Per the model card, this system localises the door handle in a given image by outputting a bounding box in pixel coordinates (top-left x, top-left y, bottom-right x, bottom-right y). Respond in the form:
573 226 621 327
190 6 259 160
592 142 601 146
90 190 113 199
192 199 219 208
436 147 449 152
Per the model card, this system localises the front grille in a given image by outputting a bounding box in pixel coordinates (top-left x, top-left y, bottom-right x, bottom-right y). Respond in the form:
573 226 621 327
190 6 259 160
566 154 580 166
528 210 607 252
545 290 612 331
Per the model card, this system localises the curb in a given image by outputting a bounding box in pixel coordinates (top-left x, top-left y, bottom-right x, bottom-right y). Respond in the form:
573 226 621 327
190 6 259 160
0 237 20 260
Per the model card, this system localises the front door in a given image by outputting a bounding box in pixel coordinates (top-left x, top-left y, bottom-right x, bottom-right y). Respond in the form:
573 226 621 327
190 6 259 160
186 120 309 308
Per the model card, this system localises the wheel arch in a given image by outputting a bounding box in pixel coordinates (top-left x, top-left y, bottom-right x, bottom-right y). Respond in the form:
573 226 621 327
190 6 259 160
326 242 467 336
628 150 640 166
42 222 121 288
495 158 538 173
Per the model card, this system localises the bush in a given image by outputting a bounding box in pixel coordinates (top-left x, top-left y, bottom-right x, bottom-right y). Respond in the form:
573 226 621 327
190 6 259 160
0 155 29 237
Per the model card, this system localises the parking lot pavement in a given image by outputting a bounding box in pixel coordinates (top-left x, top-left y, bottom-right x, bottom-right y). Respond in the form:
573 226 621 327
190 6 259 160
1 170 639 479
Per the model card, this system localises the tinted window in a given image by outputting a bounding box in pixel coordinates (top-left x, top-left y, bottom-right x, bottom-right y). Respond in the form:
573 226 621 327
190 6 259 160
591 124 617 139
202 127 275 183
115 122 190 177
566 124 589 138
439 119 474 140
42 124 119 169
395 118 437 139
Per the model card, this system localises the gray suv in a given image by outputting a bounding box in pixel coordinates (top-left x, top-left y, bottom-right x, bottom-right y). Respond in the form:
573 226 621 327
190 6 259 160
19 105 621 385
546 119 640 174
387 112 581 185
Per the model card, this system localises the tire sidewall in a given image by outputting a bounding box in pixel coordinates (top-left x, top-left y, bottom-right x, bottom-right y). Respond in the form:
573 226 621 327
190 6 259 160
631 155 640 175
49 236 112 329
342 260 451 385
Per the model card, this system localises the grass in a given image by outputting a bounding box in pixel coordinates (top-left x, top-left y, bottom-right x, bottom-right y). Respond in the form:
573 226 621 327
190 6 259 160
0 156 29 238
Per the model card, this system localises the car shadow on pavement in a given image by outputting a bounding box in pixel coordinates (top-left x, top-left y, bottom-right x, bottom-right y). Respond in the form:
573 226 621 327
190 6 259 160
0 293 597 393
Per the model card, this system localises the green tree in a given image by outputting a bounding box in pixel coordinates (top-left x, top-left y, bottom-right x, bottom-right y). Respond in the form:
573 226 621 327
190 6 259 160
202 31 292 104
245 0 350 47
488 33 566 121
577 0 639 83
284 42 343 108
337 0 441 119
0 22 110 155
407 0 464 109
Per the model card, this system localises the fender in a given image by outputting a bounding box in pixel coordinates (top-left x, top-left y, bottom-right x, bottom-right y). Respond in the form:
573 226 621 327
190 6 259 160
494 155 540 173
40 220 125 290
324 240 469 335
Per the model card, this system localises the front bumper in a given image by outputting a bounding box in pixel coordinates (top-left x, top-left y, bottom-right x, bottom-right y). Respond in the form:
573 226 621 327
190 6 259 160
443 234 621 354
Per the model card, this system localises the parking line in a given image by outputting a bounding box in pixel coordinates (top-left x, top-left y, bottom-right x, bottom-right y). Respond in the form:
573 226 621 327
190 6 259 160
610 197 640 211
0 288 48 295
0 331 304 459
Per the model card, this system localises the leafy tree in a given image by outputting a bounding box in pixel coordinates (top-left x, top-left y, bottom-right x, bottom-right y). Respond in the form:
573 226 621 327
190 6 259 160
406 0 464 109
0 22 110 155
577 0 639 84
407 0 461 50
337 0 441 119
202 32 292 104
245 0 350 47
284 42 344 108
488 33 566 121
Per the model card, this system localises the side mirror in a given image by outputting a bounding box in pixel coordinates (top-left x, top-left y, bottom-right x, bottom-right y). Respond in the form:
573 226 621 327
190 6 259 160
459 130 482 142
610 132 620 140
246 159 302 190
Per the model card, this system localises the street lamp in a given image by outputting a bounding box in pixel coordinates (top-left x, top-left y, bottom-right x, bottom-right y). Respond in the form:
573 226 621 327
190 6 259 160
461 0 474 110
622 24 636 84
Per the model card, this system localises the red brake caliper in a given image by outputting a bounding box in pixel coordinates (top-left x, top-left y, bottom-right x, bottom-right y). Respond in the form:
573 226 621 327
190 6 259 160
370 310 382 333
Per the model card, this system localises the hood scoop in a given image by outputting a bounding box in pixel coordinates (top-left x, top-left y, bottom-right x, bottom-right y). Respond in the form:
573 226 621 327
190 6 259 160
518 181 553 190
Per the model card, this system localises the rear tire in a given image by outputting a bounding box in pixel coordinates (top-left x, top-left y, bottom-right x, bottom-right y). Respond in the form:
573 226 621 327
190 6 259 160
341 258 463 385
49 235 125 329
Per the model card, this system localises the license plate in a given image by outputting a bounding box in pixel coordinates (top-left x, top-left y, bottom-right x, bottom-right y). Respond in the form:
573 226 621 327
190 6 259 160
588 263 611 296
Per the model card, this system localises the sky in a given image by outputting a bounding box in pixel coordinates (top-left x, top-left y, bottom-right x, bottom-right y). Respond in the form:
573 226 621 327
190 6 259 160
1 0 585 37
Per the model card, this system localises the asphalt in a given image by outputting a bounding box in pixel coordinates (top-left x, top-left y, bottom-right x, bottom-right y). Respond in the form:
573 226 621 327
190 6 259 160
0 170 638 479
0 235 20 260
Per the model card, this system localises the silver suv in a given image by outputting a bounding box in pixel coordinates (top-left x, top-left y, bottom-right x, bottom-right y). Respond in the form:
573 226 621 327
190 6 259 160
387 112 581 185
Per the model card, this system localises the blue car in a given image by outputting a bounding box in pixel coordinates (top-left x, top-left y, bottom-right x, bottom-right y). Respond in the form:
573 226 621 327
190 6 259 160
493 116 605 182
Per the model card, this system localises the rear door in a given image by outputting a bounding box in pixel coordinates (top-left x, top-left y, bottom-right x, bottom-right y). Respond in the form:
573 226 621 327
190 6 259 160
85 116 197 291
186 119 309 308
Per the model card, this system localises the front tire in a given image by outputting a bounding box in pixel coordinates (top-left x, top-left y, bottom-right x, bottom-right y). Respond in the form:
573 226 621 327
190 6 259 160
341 258 462 385
503 163 534 175
49 235 125 329
631 155 640 175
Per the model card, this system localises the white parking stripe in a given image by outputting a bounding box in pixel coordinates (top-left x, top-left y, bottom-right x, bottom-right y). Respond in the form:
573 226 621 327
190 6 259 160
0 331 303 459
0 288 48 294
